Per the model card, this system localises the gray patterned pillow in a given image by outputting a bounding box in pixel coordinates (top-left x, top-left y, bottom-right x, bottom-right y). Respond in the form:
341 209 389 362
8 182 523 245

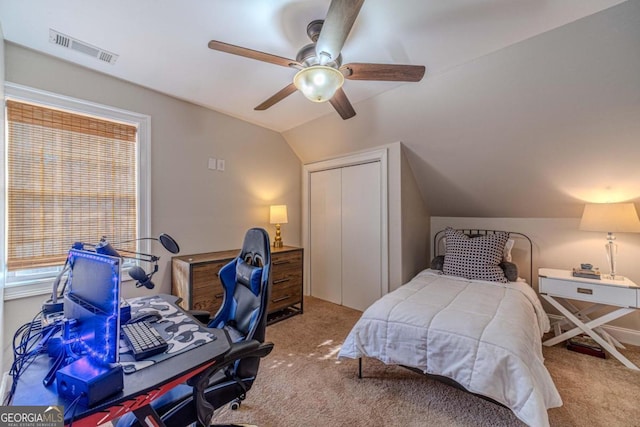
442 227 509 283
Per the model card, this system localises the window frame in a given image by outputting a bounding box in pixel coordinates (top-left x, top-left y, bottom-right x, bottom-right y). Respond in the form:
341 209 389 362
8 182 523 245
3 82 151 300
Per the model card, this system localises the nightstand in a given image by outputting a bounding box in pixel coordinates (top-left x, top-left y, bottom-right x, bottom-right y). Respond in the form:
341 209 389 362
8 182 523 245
539 268 640 370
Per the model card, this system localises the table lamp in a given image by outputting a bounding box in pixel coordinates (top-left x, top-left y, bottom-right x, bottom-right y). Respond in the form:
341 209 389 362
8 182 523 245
269 205 288 248
579 202 640 280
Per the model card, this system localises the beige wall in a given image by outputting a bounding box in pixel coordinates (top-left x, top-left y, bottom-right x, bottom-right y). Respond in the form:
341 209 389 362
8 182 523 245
2 43 302 370
401 147 430 283
431 217 640 343
383 142 429 291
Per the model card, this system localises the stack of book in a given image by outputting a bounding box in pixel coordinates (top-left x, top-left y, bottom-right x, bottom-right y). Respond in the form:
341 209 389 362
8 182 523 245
571 268 601 280
567 335 606 359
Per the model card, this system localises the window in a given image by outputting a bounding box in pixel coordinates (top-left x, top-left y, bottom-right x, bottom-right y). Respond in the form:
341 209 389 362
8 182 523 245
3 83 150 299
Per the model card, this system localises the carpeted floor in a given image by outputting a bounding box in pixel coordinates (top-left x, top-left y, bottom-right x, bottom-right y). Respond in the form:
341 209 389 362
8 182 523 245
212 296 640 427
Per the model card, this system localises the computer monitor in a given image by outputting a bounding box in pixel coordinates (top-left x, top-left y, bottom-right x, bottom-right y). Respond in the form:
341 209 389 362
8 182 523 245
63 249 122 364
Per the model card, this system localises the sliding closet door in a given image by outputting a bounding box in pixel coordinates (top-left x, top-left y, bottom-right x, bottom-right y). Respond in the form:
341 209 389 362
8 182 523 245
341 162 382 311
309 161 382 311
309 168 342 305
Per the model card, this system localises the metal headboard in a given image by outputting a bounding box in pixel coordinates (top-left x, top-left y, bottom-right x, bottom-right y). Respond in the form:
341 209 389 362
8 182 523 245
433 229 534 286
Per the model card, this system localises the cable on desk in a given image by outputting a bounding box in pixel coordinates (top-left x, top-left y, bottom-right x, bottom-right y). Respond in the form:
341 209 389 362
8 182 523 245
64 392 84 427
4 311 62 405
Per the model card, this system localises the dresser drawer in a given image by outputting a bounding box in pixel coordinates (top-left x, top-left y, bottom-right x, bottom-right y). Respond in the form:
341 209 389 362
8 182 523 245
192 262 225 289
540 276 637 308
269 281 302 312
272 250 302 268
272 269 302 287
192 263 225 314
192 285 224 312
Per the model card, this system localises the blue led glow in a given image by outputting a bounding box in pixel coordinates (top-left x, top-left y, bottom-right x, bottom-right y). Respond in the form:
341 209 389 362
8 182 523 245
65 249 122 365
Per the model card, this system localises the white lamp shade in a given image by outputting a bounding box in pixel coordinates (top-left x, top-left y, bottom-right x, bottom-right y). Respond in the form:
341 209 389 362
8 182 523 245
293 66 344 103
579 203 640 233
269 205 288 224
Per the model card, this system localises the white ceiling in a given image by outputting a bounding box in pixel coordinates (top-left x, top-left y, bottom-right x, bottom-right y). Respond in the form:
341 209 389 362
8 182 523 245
0 0 628 133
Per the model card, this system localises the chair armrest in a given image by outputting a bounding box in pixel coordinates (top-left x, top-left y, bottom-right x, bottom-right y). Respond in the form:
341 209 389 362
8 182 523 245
187 310 211 325
223 340 273 362
188 340 274 426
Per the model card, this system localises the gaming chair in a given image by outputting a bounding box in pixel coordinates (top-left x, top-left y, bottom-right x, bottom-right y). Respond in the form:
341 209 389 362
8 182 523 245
117 227 273 427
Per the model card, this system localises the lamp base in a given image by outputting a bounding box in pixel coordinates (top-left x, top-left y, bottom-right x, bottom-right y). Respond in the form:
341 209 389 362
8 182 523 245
273 223 283 248
604 238 621 281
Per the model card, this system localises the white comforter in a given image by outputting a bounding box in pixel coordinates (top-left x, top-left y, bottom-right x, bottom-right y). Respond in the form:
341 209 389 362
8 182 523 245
338 269 562 427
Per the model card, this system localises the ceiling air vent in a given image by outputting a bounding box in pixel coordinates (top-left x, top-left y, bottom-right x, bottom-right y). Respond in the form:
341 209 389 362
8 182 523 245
49 29 119 65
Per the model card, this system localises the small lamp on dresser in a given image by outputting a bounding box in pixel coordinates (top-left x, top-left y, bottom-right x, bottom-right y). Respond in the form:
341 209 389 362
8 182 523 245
579 202 640 280
269 204 288 248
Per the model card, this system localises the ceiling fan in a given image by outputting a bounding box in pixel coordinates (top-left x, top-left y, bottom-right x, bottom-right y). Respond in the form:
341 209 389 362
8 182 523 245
208 0 426 120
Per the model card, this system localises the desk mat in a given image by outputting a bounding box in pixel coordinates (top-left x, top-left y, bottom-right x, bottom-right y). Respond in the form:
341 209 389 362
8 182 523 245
119 296 216 374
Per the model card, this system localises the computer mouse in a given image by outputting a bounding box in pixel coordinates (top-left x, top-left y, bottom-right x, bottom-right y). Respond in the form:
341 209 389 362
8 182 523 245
127 310 162 324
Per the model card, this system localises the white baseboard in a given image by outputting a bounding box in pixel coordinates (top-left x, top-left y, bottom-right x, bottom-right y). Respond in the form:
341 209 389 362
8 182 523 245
547 313 640 346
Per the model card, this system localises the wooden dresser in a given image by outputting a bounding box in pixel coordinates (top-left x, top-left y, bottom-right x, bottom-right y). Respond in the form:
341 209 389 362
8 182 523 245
171 245 303 324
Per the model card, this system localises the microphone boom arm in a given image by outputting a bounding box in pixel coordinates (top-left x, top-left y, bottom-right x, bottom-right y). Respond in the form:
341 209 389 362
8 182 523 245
112 248 160 264
72 233 179 291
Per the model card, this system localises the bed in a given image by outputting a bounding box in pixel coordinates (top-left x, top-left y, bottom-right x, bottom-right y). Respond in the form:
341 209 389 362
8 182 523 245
338 228 562 427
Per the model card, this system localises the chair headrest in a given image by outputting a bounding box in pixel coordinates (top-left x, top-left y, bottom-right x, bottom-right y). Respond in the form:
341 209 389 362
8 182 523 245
239 228 271 268
236 259 262 295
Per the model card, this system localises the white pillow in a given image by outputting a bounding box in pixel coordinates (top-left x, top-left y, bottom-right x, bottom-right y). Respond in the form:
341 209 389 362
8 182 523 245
503 238 515 262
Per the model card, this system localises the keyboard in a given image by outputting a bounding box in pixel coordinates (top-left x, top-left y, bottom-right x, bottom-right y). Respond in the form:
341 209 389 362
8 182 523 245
121 321 169 361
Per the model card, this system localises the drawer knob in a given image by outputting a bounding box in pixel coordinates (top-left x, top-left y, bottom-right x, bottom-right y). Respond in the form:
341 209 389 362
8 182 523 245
577 287 593 295
273 260 290 266
273 278 290 285
272 295 290 303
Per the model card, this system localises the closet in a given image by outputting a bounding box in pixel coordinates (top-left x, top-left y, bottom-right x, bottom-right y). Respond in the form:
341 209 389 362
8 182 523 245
308 160 384 311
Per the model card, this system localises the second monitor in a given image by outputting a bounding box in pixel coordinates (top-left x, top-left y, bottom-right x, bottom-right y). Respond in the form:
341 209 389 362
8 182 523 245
63 249 122 365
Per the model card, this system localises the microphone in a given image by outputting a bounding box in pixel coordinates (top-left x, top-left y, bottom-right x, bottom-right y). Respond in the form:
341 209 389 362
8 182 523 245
95 238 121 258
129 266 155 289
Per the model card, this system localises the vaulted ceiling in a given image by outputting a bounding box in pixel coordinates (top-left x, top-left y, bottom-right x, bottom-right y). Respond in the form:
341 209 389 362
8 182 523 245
0 0 627 132
1 0 638 218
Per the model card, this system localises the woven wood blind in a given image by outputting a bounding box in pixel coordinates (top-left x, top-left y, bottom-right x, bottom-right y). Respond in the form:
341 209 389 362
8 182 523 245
6 100 138 271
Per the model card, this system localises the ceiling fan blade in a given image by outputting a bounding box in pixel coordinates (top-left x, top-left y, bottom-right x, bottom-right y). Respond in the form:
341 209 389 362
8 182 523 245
341 63 426 82
329 88 356 120
208 40 300 68
315 0 365 63
254 83 298 111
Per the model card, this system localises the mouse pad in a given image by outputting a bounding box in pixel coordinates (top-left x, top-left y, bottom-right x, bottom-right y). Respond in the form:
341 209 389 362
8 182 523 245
119 295 217 374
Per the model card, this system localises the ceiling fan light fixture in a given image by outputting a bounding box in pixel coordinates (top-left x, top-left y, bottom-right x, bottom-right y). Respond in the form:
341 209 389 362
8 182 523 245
293 65 344 103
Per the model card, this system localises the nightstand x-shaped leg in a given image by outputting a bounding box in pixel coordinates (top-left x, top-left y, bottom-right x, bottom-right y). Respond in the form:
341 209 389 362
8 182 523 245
541 294 638 370
551 300 625 348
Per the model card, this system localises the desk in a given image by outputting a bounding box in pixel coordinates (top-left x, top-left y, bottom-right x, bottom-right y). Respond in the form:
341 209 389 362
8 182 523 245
10 294 231 426
539 268 639 370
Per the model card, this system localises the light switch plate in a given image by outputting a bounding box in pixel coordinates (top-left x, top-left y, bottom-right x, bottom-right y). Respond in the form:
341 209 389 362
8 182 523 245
217 159 225 171
208 158 217 170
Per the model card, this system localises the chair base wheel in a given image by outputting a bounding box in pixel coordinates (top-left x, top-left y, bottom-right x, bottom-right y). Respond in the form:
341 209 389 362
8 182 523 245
230 399 241 410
